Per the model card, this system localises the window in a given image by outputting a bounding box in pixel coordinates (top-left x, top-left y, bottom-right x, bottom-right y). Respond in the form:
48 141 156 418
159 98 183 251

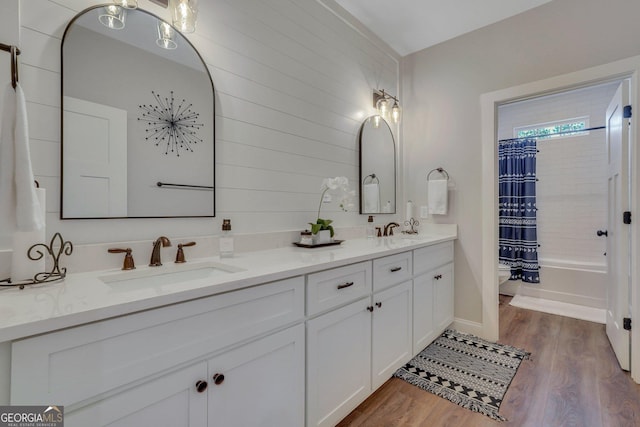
514 117 589 140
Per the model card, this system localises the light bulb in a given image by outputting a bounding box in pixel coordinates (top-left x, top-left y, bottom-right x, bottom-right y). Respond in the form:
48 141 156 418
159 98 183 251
156 21 178 50
391 101 401 123
98 5 126 30
373 115 381 128
172 0 198 33
114 0 137 9
377 97 389 119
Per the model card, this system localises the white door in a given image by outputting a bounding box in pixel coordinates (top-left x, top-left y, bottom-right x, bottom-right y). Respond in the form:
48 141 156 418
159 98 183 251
65 361 208 427
306 298 372 427
63 96 127 217
371 280 413 390
605 80 631 370
207 324 305 427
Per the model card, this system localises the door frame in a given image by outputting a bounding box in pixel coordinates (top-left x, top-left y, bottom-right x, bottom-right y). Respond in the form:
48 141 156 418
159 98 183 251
480 55 640 382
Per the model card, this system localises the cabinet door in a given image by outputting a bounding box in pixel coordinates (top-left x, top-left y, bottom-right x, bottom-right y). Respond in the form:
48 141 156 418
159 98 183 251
371 281 413 390
307 298 372 427
434 263 454 333
65 362 208 427
413 272 436 355
206 324 305 427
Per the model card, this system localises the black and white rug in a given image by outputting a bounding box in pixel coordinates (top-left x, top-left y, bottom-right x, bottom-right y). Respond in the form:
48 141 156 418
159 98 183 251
393 329 530 421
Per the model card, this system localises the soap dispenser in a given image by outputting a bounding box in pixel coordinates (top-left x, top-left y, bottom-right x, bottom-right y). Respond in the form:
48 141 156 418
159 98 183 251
366 215 375 238
219 219 234 258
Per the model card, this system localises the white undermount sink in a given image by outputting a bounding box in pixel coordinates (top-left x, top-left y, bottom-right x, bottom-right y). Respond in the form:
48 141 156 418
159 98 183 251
99 261 245 288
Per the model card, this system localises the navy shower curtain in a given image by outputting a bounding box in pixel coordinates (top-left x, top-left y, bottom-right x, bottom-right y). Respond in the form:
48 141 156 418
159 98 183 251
498 138 540 283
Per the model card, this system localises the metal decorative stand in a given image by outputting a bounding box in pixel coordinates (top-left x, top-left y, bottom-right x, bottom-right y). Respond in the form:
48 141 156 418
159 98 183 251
403 218 420 234
0 232 73 290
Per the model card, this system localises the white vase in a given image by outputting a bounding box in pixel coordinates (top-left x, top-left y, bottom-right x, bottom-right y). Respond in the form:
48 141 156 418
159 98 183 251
313 229 332 245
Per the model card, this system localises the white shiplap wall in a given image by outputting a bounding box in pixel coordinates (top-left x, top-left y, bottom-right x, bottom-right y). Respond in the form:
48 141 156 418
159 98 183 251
2 0 399 252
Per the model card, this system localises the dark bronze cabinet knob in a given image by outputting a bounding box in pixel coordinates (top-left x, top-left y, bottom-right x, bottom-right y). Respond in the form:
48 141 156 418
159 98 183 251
375 302 382 308
195 380 208 393
367 306 374 312
213 373 225 385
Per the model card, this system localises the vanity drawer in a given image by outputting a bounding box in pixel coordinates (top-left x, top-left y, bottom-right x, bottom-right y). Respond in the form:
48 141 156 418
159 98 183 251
307 261 372 316
413 241 454 276
373 252 412 291
11 276 304 408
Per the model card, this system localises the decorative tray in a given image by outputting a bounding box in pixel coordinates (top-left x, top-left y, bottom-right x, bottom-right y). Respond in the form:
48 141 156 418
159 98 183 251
293 240 344 249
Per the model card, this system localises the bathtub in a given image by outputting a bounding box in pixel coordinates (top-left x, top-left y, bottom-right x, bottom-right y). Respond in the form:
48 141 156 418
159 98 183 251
500 258 607 309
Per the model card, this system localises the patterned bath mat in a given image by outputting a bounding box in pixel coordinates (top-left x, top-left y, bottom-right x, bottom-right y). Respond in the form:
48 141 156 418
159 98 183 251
393 329 530 421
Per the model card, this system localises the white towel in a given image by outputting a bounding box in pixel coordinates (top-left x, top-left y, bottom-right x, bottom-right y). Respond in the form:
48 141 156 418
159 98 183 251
428 179 448 215
363 183 380 213
0 82 44 235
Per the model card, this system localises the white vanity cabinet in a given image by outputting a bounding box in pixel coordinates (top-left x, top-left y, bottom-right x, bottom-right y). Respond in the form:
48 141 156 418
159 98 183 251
306 255 413 427
306 262 373 427
371 280 413 389
11 276 305 427
65 325 305 427
371 252 413 389
412 241 455 355
205 324 305 427
6 235 457 427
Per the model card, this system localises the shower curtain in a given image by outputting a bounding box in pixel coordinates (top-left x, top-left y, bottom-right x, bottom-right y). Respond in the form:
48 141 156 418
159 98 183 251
498 138 540 283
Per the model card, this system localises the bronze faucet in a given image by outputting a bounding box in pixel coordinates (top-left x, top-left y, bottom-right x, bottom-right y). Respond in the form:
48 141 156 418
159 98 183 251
108 248 135 270
383 222 400 236
175 242 196 263
149 236 172 266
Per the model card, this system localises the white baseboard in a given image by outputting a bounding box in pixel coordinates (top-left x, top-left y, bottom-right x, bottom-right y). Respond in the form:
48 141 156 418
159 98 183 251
510 294 606 324
450 318 486 339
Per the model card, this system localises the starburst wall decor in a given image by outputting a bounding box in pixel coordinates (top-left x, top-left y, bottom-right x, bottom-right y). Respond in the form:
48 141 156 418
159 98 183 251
138 90 204 156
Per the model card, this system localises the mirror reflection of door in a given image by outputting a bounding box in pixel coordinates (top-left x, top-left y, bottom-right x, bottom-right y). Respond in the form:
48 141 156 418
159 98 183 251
359 116 396 214
63 97 127 217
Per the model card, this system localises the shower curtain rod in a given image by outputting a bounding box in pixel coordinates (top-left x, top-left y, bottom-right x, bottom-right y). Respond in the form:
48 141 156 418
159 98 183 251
498 125 606 143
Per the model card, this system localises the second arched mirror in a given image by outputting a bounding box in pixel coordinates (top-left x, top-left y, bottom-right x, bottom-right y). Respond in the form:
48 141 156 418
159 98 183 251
359 116 396 214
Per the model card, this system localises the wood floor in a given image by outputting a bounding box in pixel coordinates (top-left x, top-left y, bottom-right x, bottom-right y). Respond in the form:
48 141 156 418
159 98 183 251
336 295 640 427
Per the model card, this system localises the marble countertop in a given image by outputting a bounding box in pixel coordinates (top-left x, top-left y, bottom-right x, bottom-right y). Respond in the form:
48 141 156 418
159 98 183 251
0 230 456 342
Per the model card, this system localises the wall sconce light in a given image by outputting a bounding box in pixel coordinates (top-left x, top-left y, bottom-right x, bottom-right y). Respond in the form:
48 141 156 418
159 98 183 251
373 89 401 124
171 0 199 34
98 5 126 30
113 0 137 9
156 21 178 50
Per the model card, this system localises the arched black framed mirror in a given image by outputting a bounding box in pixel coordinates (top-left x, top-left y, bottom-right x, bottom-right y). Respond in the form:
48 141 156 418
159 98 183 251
61 5 215 218
359 116 396 214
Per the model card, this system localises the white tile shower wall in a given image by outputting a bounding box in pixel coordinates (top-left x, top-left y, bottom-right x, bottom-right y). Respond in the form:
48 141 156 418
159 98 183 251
0 1 399 258
498 82 619 268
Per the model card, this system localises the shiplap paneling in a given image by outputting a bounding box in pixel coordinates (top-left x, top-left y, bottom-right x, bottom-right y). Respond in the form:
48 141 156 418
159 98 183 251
1 0 398 249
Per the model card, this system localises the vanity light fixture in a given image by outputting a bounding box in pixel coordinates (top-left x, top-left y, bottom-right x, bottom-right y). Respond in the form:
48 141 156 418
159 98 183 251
373 89 401 124
171 0 198 34
113 0 137 9
156 21 178 50
98 5 126 30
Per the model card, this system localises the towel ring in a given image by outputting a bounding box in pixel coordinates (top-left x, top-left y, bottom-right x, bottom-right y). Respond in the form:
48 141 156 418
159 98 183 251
362 173 380 185
427 167 449 181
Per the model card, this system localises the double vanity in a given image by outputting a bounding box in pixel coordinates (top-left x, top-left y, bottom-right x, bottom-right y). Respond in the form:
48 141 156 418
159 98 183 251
1 228 455 427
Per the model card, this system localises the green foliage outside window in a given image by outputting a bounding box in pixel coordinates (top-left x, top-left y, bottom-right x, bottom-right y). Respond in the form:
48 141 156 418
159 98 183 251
517 121 587 139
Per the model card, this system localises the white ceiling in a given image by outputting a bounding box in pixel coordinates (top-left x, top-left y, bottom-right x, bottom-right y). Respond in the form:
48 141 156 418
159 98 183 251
334 0 553 56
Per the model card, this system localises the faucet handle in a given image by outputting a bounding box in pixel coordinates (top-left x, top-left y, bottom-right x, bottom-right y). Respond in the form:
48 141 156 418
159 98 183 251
108 248 135 270
175 242 196 263
376 227 382 237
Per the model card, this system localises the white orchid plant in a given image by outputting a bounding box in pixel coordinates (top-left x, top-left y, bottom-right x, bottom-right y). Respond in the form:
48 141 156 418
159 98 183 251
309 176 355 237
